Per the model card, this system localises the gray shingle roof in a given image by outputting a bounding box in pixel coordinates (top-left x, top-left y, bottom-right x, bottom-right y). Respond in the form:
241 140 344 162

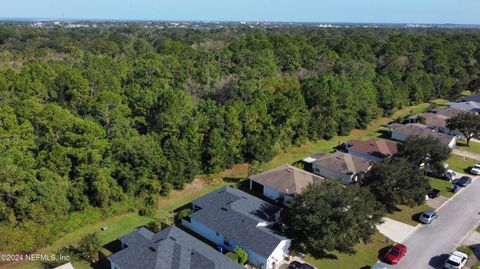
108 226 243 269
311 151 372 174
447 101 480 113
249 164 325 195
462 94 480 103
391 123 455 145
190 187 289 258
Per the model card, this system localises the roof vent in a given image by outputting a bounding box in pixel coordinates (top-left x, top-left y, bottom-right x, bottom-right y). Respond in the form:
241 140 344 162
285 168 293 173
221 207 228 211
169 236 176 241
149 246 157 252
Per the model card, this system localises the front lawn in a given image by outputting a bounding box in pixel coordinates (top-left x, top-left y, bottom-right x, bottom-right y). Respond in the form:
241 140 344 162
428 177 455 198
386 203 434 226
457 140 480 155
303 232 390 269
447 154 478 174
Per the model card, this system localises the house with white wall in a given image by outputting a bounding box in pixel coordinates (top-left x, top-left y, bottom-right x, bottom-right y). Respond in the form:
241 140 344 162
182 187 291 269
108 226 243 269
304 151 372 184
249 164 325 204
389 123 457 148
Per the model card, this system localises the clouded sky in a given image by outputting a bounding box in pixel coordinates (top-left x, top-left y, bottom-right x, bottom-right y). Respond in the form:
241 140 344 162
2 0 479 24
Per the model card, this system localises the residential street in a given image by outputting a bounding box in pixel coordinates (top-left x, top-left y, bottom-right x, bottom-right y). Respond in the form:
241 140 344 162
378 175 480 269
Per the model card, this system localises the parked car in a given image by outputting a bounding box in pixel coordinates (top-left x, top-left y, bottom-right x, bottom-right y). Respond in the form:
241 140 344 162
288 261 314 269
383 243 407 264
427 189 441 199
443 251 468 269
419 210 438 224
456 176 472 187
471 164 480 175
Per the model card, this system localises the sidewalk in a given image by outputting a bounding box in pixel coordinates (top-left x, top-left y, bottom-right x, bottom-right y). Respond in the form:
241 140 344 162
453 148 480 162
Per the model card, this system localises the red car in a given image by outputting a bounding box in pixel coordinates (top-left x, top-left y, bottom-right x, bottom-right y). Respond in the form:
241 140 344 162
383 243 407 264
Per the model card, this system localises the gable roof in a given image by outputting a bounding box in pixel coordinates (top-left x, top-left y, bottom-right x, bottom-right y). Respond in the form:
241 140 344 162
431 108 466 118
447 101 480 113
410 112 448 128
108 226 243 269
249 164 325 196
347 139 398 158
462 94 480 103
190 187 289 258
391 123 455 145
311 151 372 174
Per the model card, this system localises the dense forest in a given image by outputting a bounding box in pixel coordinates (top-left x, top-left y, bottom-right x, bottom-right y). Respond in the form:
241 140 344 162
1 25 480 252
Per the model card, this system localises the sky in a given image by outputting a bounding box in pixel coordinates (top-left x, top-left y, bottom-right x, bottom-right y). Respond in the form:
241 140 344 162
1 0 480 25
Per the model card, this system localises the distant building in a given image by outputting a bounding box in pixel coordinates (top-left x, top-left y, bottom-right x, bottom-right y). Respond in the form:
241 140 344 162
304 151 372 184
389 123 457 148
461 94 480 103
249 164 325 204
108 226 243 269
182 187 291 269
53 263 74 269
446 101 480 113
346 139 398 162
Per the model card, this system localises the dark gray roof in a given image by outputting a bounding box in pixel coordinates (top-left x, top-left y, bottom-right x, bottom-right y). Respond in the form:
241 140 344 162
108 226 243 269
190 187 289 258
462 94 480 103
447 101 480 113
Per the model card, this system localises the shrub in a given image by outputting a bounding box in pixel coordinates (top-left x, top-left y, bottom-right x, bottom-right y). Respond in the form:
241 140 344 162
77 233 101 263
233 246 248 265
175 208 192 223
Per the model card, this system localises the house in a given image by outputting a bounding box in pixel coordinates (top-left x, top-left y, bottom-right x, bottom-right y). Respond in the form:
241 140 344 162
304 151 372 184
406 113 448 131
249 164 325 204
346 139 398 162
53 263 74 269
108 226 243 269
389 123 457 148
446 101 480 113
431 108 466 118
182 187 291 269
461 94 480 103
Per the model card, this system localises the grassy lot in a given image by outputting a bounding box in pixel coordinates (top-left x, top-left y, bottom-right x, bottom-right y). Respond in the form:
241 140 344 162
428 177 455 198
303 232 390 269
457 140 480 155
7 101 439 269
386 203 434 226
447 154 478 174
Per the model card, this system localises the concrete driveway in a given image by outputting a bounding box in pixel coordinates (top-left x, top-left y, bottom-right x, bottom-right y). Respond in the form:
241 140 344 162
376 217 417 243
376 175 480 269
453 148 480 162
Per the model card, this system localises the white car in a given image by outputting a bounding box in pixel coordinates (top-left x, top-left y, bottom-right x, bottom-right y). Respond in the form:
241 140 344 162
444 251 468 269
471 164 480 175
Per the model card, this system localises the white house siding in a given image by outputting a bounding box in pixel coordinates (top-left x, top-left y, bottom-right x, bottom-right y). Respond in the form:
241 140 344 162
448 137 457 148
348 150 384 162
181 218 224 246
391 131 407 141
266 239 291 269
182 217 270 268
312 164 353 184
263 185 281 201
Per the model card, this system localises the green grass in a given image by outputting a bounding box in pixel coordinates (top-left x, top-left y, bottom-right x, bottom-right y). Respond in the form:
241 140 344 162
303 232 390 269
447 154 478 174
457 245 474 257
428 177 455 198
7 101 439 269
387 204 434 226
477 225 480 233
457 140 480 155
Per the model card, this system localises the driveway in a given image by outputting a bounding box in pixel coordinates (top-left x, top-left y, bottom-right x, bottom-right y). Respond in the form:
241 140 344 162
453 148 480 161
376 217 417 243
376 175 480 269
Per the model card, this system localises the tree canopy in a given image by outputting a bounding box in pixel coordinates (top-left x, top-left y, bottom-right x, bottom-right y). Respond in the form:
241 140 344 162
446 112 480 146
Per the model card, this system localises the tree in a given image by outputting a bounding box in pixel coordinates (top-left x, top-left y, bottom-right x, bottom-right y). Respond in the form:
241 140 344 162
77 233 101 263
233 246 248 265
362 158 431 210
446 112 480 146
397 136 451 176
281 181 384 256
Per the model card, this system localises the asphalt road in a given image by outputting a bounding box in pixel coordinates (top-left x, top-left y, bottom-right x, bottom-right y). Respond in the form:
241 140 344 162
378 175 480 269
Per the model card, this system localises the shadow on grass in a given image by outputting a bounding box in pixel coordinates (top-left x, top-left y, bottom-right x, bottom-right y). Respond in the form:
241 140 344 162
377 246 391 261
103 239 122 254
411 212 422 223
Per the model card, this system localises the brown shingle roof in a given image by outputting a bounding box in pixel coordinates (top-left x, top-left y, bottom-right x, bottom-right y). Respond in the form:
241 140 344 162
413 112 448 128
250 164 325 195
311 152 372 174
392 123 455 145
431 108 465 118
347 139 398 158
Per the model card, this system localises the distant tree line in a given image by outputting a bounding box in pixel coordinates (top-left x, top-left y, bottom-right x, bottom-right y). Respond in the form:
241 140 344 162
0 25 479 253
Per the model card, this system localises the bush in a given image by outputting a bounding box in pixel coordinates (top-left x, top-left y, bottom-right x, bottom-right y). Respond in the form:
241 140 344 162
77 233 101 263
233 246 248 265
145 218 162 233
175 208 192 223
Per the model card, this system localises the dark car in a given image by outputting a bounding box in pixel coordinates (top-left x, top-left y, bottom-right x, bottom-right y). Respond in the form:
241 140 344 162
456 176 472 187
427 189 441 199
288 261 315 269
384 243 407 264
